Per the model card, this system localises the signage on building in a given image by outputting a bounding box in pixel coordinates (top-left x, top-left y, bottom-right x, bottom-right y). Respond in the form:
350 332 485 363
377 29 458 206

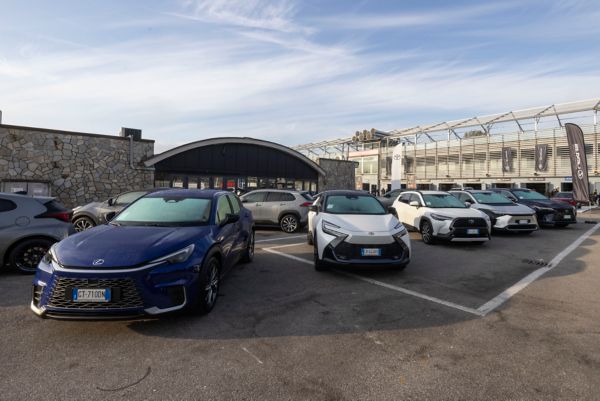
565 123 590 202
564 176 573 182
535 144 549 171
390 143 404 190
502 147 513 172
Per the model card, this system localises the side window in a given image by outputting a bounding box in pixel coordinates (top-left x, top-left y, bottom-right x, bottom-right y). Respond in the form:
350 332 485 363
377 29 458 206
115 191 146 205
280 193 295 202
216 196 233 224
408 193 421 205
0 199 17 213
502 191 516 201
265 192 283 202
227 194 241 215
458 193 471 203
243 192 266 203
398 193 411 204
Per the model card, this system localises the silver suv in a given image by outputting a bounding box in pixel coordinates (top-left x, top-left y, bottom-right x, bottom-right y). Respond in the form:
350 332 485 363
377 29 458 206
240 189 313 233
0 192 74 273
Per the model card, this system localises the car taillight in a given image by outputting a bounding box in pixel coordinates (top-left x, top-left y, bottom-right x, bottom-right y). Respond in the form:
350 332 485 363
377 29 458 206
36 211 72 222
300 202 313 207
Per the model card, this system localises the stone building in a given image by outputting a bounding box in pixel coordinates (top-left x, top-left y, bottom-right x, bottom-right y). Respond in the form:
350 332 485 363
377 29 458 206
0 124 154 208
317 158 357 192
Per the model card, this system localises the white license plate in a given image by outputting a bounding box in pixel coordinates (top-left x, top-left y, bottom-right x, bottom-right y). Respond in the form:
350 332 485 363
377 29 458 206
517 220 529 224
361 248 381 257
73 288 111 302
467 229 479 235
563 215 572 220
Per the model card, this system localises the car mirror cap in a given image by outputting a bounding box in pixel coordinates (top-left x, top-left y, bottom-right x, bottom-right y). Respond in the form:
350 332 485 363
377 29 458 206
409 201 420 207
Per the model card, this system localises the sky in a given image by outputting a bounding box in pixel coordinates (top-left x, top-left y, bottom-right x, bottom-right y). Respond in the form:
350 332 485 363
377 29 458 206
0 0 599 153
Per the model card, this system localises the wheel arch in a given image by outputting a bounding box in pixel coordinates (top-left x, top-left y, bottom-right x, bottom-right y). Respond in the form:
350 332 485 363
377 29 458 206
3 235 59 267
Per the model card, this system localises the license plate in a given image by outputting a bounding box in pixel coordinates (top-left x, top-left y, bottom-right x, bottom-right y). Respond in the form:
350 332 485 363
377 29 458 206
563 215 572 220
73 288 111 302
361 248 381 257
517 220 529 224
467 229 479 235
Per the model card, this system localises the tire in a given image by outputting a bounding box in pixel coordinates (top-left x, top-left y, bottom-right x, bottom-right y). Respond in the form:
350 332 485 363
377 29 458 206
314 236 327 271
195 256 220 315
240 230 255 263
73 216 96 232
420 220 436 245
8 238 54 274
307 231 314 245
280 214 299 233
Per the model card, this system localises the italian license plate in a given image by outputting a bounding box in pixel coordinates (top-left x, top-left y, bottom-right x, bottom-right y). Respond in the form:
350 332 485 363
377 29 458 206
517 220 529 224
467 229 479 235
72 288 111 302
563 215 572 220
361 248 381 257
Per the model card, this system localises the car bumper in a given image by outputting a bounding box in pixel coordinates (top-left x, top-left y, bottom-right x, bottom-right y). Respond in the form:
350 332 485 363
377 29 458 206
31 260 200 319
493 215 539 232
536 210 576 226
322 237 411 268
433 218 490 242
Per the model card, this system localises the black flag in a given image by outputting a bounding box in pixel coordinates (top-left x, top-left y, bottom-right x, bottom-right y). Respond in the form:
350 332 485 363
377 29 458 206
535 144 548 172
565 123 590 203
502 147 513 172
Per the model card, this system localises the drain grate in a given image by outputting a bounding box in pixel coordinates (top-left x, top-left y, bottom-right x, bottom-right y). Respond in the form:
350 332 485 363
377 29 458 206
522 258 548 267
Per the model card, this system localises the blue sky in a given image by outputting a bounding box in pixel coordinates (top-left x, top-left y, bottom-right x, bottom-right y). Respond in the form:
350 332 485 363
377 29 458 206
1 0 599 152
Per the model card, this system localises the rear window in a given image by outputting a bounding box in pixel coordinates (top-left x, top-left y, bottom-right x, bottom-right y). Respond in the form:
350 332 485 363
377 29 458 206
300 192 313 201
0 199 17 212
43 200 68 212
265 192 295 202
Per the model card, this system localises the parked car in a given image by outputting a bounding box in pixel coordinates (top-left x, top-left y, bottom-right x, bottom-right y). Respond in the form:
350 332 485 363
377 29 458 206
377 189 405 208
551 191 580 208
309 190 410 271
392 190 491 245
490 188 576 227
449 190 538 234
71 188 168 232
0 192 74 274
31 189 254 319
240 189 313 233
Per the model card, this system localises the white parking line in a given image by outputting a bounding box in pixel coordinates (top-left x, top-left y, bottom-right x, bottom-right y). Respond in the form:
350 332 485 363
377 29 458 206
477 222 600 315
263 243 483 317
255 235 306 243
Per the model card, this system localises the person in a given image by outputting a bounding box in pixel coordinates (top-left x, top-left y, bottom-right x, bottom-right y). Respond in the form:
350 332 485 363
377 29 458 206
594 190 599 206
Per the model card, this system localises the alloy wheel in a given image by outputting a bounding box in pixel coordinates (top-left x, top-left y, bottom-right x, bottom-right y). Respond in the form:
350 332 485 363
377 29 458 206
281 215 298 233
204 261 219 307
16 245 47 272
73 217 94 232
421 221 433 244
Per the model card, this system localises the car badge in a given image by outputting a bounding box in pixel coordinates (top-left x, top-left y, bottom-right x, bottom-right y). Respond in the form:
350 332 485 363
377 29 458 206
468 219 474 224
92 259 105 266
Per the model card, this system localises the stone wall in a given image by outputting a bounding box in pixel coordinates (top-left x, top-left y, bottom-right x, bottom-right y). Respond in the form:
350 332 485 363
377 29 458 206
0 124 155 208
318 158 357 191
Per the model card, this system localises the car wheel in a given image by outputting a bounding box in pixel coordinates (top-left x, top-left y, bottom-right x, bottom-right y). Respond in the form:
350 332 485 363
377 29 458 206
240 230 255 263
307 231 314 245
8 238 54 274
280 214 299 233
73 216 96 232
196 256 220 315
420 220 436 245
314 236 327 271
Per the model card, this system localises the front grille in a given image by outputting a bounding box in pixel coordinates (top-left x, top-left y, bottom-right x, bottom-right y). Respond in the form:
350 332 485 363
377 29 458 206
48 277 143 309
452 218 487 228
333 241 407 260
32 285 44 307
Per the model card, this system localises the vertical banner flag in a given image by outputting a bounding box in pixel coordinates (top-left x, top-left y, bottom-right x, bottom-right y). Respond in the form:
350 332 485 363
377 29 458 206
390 143 404 190
534 144 549 171
502 147 513 172
565 123 590 203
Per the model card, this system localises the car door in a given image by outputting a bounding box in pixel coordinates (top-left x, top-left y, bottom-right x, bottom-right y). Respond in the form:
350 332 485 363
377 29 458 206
394 192 414 228
307 195 322 233
241 191 267 222
226 194 245 256
214 195 236 272
263 192 284 224
407 193 424 228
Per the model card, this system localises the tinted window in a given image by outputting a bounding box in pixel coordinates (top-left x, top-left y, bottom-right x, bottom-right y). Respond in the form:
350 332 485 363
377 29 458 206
300 192 313 201
280 193 295 202
324 195 386 215
399 193 412 204
0 199 17 212
227 194 241 215
216 196 233 224
43 200 68 212
408 193 422 205
243 192 267 203
265 192 284 202
115 196 212 226
115 191 147 205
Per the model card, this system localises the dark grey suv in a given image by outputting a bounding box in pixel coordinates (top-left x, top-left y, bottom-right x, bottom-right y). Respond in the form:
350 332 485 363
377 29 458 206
240 189 313 233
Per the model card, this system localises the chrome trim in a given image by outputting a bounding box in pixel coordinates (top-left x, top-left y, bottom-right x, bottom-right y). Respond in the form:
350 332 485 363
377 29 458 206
52 260 165 274
30 301 46 316
144 287 187 315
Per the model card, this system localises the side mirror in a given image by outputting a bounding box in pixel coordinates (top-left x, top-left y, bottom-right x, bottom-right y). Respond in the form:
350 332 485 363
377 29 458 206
105 211 117 221
464 201 472 207
221 213 240 226
308 205 318 213
387 206 397 217
241 198 249 203
409 201 420 208
107 198 115 206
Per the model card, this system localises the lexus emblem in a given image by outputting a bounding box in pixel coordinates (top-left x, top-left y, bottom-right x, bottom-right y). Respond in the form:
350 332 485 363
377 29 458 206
468 219 474 225
92 259 105 266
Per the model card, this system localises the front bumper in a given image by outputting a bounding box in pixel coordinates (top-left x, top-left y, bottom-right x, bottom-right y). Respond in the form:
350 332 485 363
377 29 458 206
31 260 199 319
493 214 538 232
433 217 490 242
322 238 410 268
536 209 576 226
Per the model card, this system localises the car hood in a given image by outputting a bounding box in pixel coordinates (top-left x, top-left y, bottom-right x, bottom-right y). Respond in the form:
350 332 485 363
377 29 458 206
322 213 400 233
517 198 570 209
54 224 212 268
476 203 534 215
425 207 487 219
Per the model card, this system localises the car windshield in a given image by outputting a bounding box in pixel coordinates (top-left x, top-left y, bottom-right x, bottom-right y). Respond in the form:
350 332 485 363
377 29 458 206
471 192 514 205
324 195 386 215
423 194 466 208
513 190 548 200
114 196 212 226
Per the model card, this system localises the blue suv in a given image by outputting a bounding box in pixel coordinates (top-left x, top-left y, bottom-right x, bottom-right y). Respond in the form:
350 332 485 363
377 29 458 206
31 189 254 319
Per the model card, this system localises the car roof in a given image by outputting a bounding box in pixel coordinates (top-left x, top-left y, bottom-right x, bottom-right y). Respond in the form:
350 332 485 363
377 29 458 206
0 192 55 203
409 190 449 195
146 189 229 199
321 190 374 197
243 189 300 194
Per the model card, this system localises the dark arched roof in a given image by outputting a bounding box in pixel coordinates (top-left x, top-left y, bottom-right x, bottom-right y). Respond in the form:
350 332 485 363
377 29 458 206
144 137 325 176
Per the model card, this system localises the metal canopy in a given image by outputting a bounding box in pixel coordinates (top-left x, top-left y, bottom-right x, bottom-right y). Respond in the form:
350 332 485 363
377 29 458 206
293 98 600 152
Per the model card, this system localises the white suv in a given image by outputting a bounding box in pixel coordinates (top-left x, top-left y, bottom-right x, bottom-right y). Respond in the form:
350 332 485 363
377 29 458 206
392 190 491 245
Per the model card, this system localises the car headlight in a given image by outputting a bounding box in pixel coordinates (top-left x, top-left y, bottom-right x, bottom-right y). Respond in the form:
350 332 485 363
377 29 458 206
430 213 453 221
151 244 195 265
42 245 57 265
322 220 348 247
394 226 408 237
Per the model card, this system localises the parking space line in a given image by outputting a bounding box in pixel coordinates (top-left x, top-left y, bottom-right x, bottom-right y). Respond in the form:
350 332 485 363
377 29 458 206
255 235 306 243
263 244 484 317
477 222 600 316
